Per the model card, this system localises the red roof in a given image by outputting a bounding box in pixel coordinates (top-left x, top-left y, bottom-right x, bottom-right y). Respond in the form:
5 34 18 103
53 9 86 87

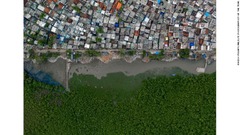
47 0 52 4
67 18 73 23
58 3 64 9
44 7 51 14
97 1 107 11
168 32 173 37
116 2 122 10
205 29 209 34
183 31 189 37
134 30 140 36
147 1 153 7
47 0 57 4
73 0 80 4
199 39 204 45
110 0 119 14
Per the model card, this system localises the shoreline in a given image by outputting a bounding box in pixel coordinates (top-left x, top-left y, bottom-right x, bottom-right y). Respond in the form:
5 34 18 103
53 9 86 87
69 58 216 79
29 58 216 86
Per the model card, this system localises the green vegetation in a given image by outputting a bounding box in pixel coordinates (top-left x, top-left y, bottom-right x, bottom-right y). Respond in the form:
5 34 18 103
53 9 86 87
183 8 188 13
66 49 72 59
26 38 34 45
96 37 102 43
96 27 104 34
179 48 190 58
46 51 60 58
48 35 57 48
37 52 60 63
85 49 101 57
72 6 81 13
74 52 82 59
29 50 60 63
149 49 165 60
45 22 50 28
25 72 216 134
38 39 48 46
29 31 40 40
127 50 136 56
118 17 123 22
28 49 35 59
142 50 147 57
119 49 125 57
39 13 46 19
119 0 124 12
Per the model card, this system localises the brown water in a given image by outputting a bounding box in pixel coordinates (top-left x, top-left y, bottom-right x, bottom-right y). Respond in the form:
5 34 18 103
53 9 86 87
33 58 216 86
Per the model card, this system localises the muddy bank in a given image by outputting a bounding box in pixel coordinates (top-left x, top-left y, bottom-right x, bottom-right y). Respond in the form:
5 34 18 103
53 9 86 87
70 59 216 79
24 61 61 86
31 59 66 87
29 58 215 86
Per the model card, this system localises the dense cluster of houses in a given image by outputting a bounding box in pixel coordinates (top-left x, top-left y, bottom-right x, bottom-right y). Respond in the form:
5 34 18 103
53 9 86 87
24 0 216 52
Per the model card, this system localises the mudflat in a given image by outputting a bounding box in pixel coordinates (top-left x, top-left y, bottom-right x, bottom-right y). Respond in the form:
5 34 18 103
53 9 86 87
69 59 216 79
32 58 216 85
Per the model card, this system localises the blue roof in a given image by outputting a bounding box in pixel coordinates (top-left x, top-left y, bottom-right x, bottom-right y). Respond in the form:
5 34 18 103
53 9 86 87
158 0 161 4
202 53 207 58
57 34 61 39
160 12 165 16
115 23 119 28
204 12 210 17
189 42 195 46
155 51 160 55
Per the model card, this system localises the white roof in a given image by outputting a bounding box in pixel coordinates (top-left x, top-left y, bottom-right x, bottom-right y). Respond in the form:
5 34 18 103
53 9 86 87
44 15 49 19
196 12 203 18
51 27 57 33
191 46 196 50
101 10 105 15
94 3 99 6
84 44 90 49
90 27 95 31
124 36 129 41
174 24 179 27
111 34 115 39
72 10 76 14
49 17 53 21
37 5 45 12
144 17 150 23
201 45 206 51
25 14 31 19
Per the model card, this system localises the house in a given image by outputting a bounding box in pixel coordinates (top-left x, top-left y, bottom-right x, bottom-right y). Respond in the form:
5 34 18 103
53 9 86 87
58 3 64 9
44 7 51 14
37 5 45 12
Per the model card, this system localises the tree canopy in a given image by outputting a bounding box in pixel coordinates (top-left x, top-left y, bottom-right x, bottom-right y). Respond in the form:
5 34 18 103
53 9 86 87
25 72 216 134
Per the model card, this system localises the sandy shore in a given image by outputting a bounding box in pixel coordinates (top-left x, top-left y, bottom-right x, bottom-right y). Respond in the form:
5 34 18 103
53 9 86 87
69 59 216 79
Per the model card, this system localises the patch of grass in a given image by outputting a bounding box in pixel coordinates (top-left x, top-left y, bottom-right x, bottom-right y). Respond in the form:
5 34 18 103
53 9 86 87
85 49 101 57
96 37 102 43
72 6 81 13
39 13 46 19
179 48 190 58
96 27 104 34
127 50 136 56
